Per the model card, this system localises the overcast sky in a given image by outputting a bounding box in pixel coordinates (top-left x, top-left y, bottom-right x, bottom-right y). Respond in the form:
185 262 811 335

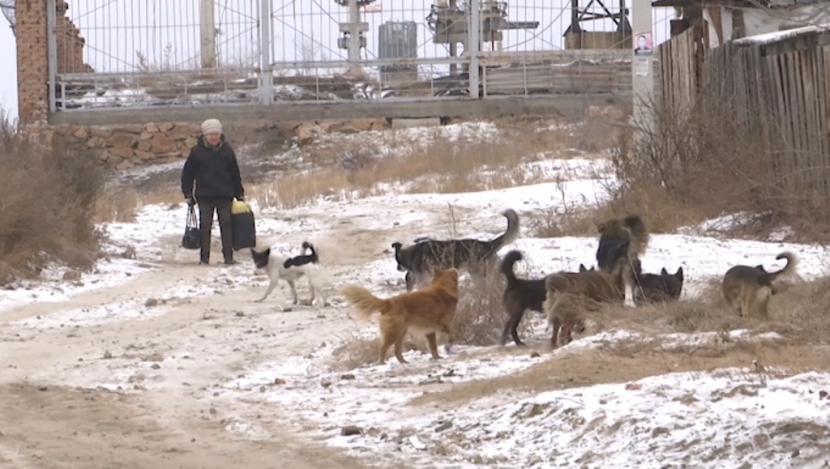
0 23 17 120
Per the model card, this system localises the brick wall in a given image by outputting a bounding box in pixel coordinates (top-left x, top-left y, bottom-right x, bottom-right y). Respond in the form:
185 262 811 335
16 0 48 126
56 1 93 74
17 0 93 126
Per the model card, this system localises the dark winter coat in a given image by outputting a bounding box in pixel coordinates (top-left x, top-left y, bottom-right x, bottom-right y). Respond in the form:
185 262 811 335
180 135 244 200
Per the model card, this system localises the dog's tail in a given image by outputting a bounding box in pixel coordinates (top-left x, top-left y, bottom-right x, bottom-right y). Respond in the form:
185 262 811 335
763 251 798 282
500 250 523 287
484 209 520 256
339 285 389 322
302 241 319 264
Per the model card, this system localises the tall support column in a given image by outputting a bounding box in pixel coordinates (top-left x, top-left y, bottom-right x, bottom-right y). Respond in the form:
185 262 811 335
259 0 273 105
47 0 58 112
200 0 217 68
468 0 480 98
347 0 364 74
631 0 654 133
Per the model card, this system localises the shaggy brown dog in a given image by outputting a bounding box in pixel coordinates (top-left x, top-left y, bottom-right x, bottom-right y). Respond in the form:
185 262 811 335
595 214 649 306
339 267 459 365
543 267 625 348
722 252 797 320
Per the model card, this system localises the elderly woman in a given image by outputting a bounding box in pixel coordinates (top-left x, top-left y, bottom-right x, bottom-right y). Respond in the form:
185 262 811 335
180 118 245 265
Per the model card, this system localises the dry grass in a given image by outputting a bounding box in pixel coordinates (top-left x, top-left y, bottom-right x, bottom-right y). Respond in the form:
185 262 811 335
582 274 830 360
451 269 514 346
529 85 830 241
94 185 186 224
0 110 105 283
605 88 830 242
249 120 582 210
329 333 433 371
94 188 139 223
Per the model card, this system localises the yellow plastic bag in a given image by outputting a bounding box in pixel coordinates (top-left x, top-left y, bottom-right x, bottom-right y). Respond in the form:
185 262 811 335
231 198 252 215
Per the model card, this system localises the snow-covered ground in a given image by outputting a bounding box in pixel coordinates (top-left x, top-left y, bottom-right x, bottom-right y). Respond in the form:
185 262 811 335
2 121 830 468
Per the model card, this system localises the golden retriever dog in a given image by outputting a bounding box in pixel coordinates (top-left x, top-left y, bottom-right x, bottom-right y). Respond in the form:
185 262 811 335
339 267 459 365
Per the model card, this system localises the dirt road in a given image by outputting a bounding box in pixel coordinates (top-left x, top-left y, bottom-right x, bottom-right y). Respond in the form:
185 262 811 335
0 255 382 469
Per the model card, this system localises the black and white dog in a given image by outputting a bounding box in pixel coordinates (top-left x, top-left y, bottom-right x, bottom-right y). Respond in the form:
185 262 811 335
250 241 330 306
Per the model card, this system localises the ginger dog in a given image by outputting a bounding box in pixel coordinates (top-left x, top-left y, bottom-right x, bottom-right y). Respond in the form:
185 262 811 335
339 267 459 365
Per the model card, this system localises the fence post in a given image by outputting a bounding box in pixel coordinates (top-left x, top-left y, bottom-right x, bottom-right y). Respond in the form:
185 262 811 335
200 0 217 68
468 0 480 99
46 0 57 112
631 0 655 134
259 0 273 105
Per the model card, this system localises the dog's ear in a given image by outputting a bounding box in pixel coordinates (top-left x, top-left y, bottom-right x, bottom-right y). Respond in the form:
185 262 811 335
596 222 607 233
661 267 668 276
579 264 587 273
676 267 684 279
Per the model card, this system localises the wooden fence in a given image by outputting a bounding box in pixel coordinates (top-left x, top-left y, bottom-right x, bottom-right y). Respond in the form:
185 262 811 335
657 26 830 205
657 27 706 115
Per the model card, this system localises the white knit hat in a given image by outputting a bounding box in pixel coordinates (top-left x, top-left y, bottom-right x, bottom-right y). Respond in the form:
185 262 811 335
201 118 223 135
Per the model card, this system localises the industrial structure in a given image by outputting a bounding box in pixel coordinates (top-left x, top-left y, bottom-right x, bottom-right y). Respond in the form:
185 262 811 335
377 21 419 85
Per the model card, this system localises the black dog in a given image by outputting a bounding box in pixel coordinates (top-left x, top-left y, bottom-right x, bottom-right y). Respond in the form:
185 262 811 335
499 250 548 347
632 259 684 304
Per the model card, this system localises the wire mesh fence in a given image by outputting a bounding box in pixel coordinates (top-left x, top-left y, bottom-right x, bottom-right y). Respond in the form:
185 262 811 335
49 0 675 111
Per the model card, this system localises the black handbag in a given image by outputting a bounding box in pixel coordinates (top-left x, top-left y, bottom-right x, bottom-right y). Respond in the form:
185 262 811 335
181 204 201 250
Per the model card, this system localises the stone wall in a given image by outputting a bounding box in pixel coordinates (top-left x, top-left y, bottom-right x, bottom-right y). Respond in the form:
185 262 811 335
53 122 202 170
50 117 391 170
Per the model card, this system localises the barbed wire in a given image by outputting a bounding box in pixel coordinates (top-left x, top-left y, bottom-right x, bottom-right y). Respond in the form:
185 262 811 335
0 0 15 36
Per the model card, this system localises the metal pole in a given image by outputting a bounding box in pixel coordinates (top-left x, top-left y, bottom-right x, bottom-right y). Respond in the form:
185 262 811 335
631 0 654 132
259 0 273 105
46 0 58 112
468 0 480 98
348 0 361 74
449 0 457 75
200 0 217 68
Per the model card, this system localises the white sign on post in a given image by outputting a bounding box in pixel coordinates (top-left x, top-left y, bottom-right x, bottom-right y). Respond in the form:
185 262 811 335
363 3 382 13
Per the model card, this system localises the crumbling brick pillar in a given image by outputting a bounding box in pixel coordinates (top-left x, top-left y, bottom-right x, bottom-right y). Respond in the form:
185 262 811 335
16 0 49 125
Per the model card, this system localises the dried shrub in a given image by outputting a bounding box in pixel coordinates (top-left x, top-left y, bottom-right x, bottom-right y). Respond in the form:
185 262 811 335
0 110 105 282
